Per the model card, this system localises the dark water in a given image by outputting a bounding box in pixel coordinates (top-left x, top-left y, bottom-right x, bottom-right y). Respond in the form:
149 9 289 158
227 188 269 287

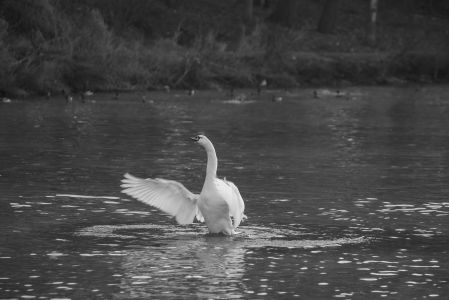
1 87 448 299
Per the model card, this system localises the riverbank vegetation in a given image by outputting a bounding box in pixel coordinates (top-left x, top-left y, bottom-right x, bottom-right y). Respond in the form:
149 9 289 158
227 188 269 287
1 0 448 98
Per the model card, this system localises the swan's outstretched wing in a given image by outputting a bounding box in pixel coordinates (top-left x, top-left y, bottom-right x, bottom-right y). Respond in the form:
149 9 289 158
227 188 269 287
121 173 200 225
216 178 246 229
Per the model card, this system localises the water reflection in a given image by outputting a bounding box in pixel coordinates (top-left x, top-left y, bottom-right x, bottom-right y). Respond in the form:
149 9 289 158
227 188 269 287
76 223 368 299
118 237 247 299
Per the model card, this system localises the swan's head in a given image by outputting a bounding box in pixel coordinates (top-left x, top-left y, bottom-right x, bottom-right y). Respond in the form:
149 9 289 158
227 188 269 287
190 135 212 148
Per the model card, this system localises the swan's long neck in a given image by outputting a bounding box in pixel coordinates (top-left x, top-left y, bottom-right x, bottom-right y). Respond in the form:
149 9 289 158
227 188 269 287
204 142 218 180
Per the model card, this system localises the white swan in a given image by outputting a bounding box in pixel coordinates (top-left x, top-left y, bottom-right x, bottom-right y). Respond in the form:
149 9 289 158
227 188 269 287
120 135 246 235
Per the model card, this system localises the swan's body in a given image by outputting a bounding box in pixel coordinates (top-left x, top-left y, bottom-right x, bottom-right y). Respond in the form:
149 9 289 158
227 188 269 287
121 135 246 235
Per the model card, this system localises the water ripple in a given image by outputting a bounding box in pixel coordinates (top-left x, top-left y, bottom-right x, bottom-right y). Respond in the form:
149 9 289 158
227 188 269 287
76 224 370 249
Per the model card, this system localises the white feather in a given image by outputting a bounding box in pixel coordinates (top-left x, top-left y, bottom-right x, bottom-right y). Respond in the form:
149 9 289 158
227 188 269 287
121 135 246 234
223 178 246 228
212 178 246 229
121 173 199 225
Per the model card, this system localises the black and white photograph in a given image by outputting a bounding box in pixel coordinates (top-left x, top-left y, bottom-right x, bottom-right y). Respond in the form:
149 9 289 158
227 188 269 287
1 0 449 299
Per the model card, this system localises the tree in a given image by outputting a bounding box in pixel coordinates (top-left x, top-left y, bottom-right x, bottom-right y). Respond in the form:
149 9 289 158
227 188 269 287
269 0 298 28
368 0 378 45
243 0 253 26
317 0 340 34
0 0 57 38
228 0 253 51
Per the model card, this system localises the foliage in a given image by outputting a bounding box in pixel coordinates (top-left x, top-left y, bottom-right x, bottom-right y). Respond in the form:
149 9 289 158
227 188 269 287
0 0 448 97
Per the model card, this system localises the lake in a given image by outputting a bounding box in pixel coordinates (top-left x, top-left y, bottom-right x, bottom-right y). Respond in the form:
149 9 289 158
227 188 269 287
1 86 448 299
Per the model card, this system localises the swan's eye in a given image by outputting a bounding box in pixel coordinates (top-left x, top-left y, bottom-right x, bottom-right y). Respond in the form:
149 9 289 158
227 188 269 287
190 135 201 142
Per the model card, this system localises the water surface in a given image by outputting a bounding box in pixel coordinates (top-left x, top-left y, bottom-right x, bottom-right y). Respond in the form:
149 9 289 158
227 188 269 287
1 87 449 299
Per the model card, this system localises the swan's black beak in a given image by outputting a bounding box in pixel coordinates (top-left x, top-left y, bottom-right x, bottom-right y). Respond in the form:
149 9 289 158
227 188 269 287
190 136 200 142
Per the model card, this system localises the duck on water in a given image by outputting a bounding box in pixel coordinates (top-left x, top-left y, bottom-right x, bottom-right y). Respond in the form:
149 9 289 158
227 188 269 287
121 135 247 235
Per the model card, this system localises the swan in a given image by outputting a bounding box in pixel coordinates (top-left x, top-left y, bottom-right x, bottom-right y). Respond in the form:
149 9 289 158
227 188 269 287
120 135 247 235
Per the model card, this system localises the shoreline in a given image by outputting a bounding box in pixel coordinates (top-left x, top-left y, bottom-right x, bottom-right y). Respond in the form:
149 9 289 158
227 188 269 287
2 50 447 100
4 84 447 104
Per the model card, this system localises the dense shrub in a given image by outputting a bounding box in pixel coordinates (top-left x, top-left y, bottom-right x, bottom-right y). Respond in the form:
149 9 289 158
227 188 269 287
0 0 448 97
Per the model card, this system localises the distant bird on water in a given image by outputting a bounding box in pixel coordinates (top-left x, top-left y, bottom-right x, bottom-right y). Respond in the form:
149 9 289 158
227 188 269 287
121 135 247 235
62 89 72 103
141 95 154 104
235 93 247 102
65 94 73 103
272 95 283 102
313 89 348 98
257 79 267 95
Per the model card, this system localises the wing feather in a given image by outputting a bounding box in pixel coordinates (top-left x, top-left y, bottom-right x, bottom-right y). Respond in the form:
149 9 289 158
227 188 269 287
215 178 246 229
121 173 199 225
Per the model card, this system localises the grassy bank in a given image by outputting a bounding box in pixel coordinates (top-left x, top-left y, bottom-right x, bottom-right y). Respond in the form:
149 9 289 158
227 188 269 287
0 1 448 99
